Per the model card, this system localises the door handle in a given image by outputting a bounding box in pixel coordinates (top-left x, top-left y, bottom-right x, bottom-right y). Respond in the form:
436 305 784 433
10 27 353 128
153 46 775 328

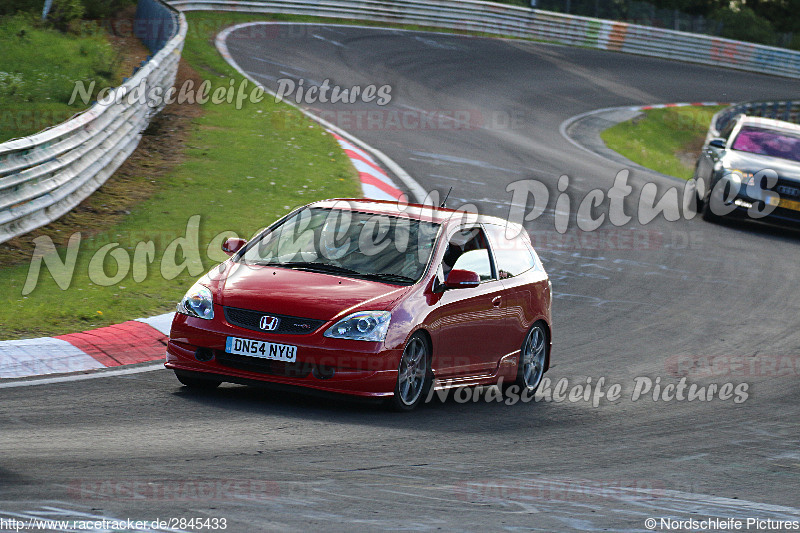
492 296 502 307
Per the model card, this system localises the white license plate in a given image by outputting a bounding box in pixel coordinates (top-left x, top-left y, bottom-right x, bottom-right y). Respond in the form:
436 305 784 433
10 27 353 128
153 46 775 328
225 336 297 362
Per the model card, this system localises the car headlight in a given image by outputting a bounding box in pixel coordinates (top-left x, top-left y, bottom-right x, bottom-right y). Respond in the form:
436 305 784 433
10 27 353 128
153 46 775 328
732 170 756 187
177 281 214 320
324 311 391 342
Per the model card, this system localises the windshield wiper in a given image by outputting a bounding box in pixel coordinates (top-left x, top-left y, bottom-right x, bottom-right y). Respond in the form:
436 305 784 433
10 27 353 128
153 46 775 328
250 261 414 283
280 262 364 276
359 272 416 284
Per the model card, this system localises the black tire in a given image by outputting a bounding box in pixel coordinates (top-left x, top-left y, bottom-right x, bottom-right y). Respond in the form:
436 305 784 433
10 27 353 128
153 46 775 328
701 175 735 224
690 177 704 215
508 322 548 394
701 190 721 223
174 370 222 389
389 333 431 412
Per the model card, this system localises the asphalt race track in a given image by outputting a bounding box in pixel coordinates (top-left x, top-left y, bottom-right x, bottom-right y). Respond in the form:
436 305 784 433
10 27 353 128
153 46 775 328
2 24 800 532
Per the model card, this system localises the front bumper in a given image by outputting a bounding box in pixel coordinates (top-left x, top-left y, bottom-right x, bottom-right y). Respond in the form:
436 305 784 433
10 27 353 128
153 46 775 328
710 173 800 225
719 196 800 226
165 311 401 398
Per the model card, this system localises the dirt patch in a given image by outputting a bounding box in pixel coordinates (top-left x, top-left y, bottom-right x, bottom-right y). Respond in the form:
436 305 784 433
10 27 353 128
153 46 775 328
106 5 151 84
0 44 203 268
676 135 706 170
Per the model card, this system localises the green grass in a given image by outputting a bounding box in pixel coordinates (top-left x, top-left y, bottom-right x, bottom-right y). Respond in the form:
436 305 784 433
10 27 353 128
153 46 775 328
0 13 120 142
601 105 725 180
0 11 359 340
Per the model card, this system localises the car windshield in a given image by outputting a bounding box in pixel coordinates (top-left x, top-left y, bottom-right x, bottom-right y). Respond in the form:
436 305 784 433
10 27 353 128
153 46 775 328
238 207 441 284
730 126 800 163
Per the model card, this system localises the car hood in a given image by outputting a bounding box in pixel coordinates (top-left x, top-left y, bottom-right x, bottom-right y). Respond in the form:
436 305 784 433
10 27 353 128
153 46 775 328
207 262 411 321
724 151 800 180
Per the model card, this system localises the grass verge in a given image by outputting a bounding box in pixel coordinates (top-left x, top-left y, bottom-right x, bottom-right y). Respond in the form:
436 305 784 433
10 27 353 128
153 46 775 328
0 11 360 340
600 105 725 180
0 12 134 143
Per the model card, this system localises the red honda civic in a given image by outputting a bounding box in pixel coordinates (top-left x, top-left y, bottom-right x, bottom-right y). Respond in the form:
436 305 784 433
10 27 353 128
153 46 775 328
165 199 552 410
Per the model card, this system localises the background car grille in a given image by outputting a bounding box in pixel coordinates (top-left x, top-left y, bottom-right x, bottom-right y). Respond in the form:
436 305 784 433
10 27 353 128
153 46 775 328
776 182 800 200
223 307 326 335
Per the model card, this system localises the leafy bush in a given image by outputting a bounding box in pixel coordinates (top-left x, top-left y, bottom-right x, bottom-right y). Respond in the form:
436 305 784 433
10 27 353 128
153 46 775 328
82 0 135 19
0 0 43 17
1 0 134 20
711 6 777 46
47 0 85 31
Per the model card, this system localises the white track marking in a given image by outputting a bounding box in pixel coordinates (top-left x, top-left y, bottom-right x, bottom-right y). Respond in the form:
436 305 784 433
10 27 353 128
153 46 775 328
0 338 104 379
0 363 165 389
312 33 345 48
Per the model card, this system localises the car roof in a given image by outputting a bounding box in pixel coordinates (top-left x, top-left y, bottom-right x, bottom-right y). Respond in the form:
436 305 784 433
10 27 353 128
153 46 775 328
738 115 800 135
310 198 521 231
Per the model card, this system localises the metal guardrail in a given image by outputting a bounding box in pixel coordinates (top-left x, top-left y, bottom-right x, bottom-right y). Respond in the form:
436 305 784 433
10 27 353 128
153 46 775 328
169 0 800 79
0 0 186 244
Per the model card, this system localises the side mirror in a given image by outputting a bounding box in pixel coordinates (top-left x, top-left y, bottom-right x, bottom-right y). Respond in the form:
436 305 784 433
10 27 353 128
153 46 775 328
443 269 480 289
709 138 727 149
222 237 247 256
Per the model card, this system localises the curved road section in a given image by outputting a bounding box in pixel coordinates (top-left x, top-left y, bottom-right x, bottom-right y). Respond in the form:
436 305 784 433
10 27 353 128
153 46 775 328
2 23 799 531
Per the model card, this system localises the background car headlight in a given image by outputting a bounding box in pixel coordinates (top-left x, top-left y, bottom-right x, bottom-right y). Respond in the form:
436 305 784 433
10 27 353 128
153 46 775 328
324 311 391 342
177 282 214 320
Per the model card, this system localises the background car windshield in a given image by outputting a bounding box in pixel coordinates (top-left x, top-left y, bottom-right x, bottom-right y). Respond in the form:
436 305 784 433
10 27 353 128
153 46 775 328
731 126 800 163
240 207 441 281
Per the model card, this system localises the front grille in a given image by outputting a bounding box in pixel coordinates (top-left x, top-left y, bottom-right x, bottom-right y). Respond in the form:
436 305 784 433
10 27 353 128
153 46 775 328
215 351 312 377
224 307 325 335
776 182 800 200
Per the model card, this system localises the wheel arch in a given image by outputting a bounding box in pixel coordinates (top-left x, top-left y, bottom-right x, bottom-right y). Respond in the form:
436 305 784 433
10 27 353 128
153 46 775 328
532 318 552 373
407 327 434 373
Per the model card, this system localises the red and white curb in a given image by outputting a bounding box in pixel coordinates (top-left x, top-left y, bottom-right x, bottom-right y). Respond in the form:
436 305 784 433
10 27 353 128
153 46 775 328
330 132 404 201
634 101 729 111
0 314 174 379
0 146 404 381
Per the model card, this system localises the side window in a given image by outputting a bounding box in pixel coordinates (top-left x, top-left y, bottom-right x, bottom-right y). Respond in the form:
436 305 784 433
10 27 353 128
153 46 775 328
495 249 536 279
441 227 495 282
484 224 536 279
719 120 736 141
